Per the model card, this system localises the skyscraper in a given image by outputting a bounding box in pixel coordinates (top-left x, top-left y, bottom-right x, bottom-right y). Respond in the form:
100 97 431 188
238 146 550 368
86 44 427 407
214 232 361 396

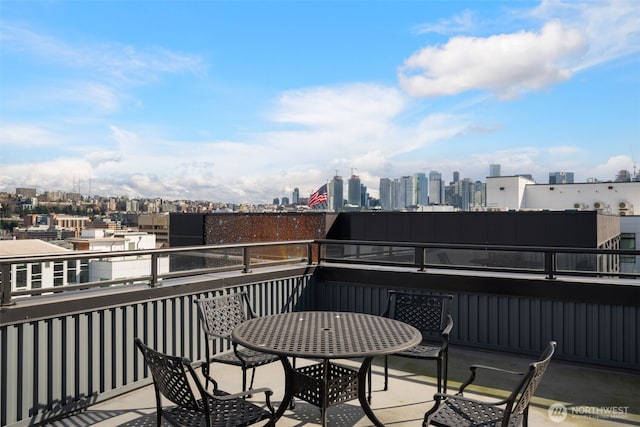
413 173 428 206
348 174 361 206
490 164 501 177
329 175 344 212
398 176 413 208
292 188 299 205
428 171 443 205
379 178 392 210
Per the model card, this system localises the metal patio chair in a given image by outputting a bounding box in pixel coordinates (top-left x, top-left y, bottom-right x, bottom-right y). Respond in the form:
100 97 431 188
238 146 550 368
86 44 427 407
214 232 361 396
134 337 275 427
424 341 557 427
194 292 280 393
381 291 454 394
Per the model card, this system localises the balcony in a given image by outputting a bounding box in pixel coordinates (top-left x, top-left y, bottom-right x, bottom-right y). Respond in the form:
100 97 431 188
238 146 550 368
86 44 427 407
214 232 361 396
49 342 639 426
1 240 639 427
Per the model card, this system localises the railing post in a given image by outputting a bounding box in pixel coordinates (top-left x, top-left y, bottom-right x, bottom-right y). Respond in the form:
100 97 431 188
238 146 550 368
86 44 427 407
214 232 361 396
545 251 556 280
307 242 313 265
418 247 426 271
1 263 13 306
150 253 159 287
243 247 252 273
316 242 323 264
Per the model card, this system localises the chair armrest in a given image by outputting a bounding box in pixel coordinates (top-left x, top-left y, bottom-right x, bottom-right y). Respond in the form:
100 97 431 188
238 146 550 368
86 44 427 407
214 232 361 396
469 364 526 376
441 315 454 337
458 364 525 394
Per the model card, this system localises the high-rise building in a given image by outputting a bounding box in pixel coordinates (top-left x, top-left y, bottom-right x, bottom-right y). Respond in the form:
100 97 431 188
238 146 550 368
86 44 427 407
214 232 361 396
453 171 460 183
360 184 368 207
549 172 574 184
292 188 299 205
397 176 413 208
330 174 344 212
428 171 443 205
379 178 392 210
348 175 361 206
490 164 501 177
413 173 428 206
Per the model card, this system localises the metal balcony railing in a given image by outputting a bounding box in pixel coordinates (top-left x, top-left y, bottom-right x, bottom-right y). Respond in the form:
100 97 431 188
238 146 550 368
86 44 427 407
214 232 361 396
0 240 314 306
2 239 638 306
315 239 640 281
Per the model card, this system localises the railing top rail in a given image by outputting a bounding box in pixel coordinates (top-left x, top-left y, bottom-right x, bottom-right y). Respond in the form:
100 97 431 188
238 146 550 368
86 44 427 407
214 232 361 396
0 239 315 264
314 239 640 255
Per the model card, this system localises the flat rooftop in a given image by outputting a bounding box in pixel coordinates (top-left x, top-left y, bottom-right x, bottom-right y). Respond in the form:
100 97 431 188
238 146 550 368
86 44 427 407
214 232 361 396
51 345 639 427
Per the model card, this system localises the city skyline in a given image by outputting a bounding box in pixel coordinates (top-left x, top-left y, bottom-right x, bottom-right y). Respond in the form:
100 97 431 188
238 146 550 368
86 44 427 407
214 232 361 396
1 1 639 204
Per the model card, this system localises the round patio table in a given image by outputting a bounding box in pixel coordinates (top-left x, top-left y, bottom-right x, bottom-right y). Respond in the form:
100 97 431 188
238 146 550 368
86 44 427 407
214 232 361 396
232 311 421 426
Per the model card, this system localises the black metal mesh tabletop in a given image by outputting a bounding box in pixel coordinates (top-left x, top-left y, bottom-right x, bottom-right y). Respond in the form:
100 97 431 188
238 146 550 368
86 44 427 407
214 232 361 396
232 311 421 359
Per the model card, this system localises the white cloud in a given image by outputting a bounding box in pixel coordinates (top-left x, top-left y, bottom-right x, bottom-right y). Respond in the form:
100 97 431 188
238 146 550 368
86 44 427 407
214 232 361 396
0 82 472 202
531 0 640 71
271 84 406 130
0 124 62 147
0 23 205 84
85 151 122 168
399 21 587 99
413 9 478 35
590 155 636 180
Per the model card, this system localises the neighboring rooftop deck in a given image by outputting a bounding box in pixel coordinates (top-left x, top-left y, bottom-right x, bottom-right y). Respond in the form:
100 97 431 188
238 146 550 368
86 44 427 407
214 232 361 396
51 345 639 427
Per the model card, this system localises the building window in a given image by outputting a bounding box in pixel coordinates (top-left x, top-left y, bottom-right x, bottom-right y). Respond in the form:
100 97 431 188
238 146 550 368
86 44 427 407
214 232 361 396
621 233 636 263
54 261 64 286
79 259 89 282
67 260 77 283
16 264 27 288
31 263 42 289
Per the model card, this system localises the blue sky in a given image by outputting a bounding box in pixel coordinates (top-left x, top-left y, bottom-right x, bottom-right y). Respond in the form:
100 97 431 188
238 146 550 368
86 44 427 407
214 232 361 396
1 0 639 204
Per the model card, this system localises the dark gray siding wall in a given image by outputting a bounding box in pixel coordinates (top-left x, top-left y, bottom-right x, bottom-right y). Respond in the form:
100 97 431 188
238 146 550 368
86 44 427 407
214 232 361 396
327 211 602 247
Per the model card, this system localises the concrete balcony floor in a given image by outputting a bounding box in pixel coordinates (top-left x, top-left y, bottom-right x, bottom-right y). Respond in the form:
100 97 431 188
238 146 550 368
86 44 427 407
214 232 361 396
51 345 639 427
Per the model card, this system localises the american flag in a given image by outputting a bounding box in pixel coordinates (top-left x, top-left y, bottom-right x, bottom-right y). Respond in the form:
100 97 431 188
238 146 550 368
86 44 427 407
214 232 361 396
308 184 328 208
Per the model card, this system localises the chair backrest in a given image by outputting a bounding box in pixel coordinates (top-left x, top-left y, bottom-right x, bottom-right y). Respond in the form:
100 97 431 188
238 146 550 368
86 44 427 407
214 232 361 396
508 341 557 420
134 338 200 411
195 292 252 339
386 291 453 335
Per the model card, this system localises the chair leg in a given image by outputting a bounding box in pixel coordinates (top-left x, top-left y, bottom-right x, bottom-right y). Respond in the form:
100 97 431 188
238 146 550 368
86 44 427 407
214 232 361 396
290 357 296 409
443 351 448 394
436 359 442 394
367 361 372 404
249 367 257 390
384 355 389 391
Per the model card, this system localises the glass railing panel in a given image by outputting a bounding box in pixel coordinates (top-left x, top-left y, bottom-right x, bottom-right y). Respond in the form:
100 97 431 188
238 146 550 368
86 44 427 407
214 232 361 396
425 249 544 269
324 244 415 265
168 248 244 273
249 243 308 266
